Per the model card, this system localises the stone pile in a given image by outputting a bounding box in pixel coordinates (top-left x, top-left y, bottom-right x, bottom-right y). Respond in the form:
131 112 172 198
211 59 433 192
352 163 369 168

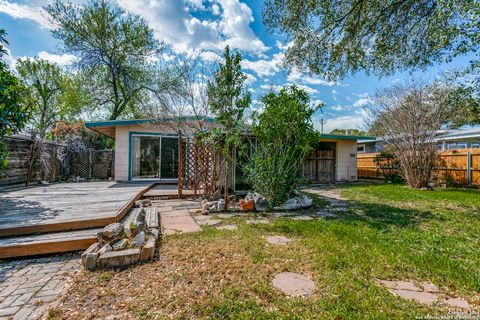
81 205 160 270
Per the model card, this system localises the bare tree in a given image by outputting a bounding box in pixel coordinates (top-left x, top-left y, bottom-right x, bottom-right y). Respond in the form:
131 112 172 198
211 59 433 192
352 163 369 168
369 81 452 188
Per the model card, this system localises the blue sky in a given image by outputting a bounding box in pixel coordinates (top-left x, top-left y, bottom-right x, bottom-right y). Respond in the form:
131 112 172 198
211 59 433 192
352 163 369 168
0 0 474 132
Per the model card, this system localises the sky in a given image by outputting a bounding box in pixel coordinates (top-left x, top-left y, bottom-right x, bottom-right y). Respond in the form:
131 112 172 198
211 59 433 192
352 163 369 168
0 0 475 133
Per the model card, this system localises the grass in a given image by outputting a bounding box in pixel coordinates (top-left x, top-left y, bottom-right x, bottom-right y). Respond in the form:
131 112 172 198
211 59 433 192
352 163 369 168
53 182 480 319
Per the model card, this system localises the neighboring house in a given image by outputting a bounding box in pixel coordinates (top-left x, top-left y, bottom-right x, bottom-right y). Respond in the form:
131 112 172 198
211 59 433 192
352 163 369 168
357 127 480 153
85 118 363 188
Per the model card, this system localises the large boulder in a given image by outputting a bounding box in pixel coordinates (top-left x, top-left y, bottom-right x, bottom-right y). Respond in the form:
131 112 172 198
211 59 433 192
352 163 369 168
274 195 313 211
97 223 125 245
245 192 271 211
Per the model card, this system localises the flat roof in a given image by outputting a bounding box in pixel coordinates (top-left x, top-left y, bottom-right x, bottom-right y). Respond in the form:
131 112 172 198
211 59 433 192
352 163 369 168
320 134 376 141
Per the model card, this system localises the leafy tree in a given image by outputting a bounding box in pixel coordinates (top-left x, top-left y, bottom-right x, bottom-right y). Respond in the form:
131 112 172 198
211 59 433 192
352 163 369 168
46 0 160 120
207 46 251 209
246 85 320 206
16 58 66 138
0 30 31 173
264 0 480 126
329 128 367 136
0 29 8 58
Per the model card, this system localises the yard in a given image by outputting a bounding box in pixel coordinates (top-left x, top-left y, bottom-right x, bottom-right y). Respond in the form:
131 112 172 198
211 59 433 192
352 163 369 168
50 182 480 319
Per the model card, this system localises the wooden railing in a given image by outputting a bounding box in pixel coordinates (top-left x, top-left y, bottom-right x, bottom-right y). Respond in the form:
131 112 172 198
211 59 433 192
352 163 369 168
357 150 480 186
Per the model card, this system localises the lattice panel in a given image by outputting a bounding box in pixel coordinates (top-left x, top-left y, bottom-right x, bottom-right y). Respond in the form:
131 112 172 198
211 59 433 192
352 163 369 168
178 138 217 197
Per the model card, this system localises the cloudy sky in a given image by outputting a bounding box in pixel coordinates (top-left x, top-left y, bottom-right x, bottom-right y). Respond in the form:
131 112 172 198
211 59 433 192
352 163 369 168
0 0 474 132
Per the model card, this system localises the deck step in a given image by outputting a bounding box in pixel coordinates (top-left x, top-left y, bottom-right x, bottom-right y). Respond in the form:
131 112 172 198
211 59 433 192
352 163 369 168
0 228 101 259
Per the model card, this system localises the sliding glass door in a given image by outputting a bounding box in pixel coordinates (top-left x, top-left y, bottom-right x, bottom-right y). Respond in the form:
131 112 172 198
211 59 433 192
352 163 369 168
130 135 178 180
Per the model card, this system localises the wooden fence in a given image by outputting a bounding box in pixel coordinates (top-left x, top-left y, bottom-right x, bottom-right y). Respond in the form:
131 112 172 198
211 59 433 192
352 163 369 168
0 135 114 185
357 150 480 186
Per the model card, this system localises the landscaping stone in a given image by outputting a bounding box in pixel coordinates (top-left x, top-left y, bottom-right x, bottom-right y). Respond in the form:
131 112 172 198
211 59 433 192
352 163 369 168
123 208 145 237
145 207 159 228
245 219 270 224
272 272 315 297
97 249 140 268
132 231 146 247
216 213 236 219
246 192 270 211
140 238 156 262
217 224 237 230
316 211 337 218
290 215 314 220
98 244 112 255
97 223 125 245
274 195 313 211
196 217 222 226
84 252 99 271
150 228 160 239
442 297 471 309
390 289 437 305
266 235 293 245
112 239 129 251
81 243 100 265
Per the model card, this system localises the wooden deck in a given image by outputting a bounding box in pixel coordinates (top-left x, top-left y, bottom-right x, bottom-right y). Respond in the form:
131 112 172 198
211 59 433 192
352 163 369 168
144 184 203 198
0 181 154 259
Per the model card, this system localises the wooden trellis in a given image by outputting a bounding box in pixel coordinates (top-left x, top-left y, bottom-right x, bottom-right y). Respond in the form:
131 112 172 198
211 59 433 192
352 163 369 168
178 137 217 198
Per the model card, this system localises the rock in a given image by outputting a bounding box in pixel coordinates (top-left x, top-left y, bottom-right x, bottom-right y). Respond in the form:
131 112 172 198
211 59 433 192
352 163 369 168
150 228 160 239
239 199 255 211
81 243 100 266
202 201 217 212
135 199 151 207
274 195 313 211
245 192 271 211
272 272 315 297
124 208 146 237
140 237 156 261
390 289 437 305
442 297 471 309
40 180 49 185
98 244 112 255
217 199 225 211
112 239 129 251
97 223 125 245
217 224 237 230
266 235 294 245
97 249 140 268
84 252 99 271
145 207 159 228
132 231 146 247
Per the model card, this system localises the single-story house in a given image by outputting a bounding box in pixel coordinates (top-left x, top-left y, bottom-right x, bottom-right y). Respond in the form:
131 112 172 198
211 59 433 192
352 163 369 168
85 117 364 188
357 127 480 154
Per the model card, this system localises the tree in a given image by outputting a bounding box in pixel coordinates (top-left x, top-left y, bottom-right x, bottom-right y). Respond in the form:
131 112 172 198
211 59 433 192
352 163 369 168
369 81 452 188
207 46 251 209
246 85 320 205
16 58 66 138
0 29 8 58
46 0 160 120
263 1 480 80
330 128 367 136
0 30 31 173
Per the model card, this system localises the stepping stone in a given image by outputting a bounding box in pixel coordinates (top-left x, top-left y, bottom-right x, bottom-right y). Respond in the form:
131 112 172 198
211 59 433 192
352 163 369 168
245 219 270 224
390 289 437 305
266 235 293 245
379 280 422 292
316 211 337 218
196 218 222 226
217 224 237 231
216 213 236 219
290 215 313 221
441 297 471 309
272 272 315 297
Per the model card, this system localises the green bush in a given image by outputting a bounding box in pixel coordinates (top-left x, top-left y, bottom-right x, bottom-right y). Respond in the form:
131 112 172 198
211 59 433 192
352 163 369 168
245 85 321 206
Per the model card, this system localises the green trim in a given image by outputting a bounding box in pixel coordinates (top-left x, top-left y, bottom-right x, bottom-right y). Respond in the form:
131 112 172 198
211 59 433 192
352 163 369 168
85 116 214 128
320 134 376 141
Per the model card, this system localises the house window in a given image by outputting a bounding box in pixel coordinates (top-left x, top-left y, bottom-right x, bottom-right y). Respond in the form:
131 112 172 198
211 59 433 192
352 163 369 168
357 145 365 153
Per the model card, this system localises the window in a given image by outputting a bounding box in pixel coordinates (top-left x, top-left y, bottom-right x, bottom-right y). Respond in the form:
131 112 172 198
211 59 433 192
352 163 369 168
357 145 365 153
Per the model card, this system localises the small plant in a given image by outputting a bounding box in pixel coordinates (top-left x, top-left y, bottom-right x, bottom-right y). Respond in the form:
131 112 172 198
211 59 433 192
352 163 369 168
375 151 404 184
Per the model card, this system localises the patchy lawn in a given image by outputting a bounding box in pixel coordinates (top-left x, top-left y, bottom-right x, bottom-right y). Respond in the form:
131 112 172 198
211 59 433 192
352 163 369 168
52 183 480 319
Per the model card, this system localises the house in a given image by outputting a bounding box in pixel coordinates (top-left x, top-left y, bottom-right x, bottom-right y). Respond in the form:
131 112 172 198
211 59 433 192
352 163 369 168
356 126 480 153
85 118 363 188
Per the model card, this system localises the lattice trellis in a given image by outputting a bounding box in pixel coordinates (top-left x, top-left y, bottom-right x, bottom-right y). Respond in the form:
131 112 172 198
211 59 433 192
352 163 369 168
178 137 217 198
69 150 114 180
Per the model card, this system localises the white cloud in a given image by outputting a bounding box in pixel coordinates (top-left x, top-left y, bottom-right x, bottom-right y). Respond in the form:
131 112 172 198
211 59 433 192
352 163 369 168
287 68 336 86
243 72 257 86
295 83 318 94
241 52 283 77
38 51 78 66
211 3 220 15
352 97 373 108
199 51 222 62
318 109 370 133
115 0 267 56
0 0 54 29
332 89 338 95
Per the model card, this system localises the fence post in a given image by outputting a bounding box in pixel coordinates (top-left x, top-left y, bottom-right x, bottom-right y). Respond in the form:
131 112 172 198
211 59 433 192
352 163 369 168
467 152 472 185
375 156 379 178
88 150 92 180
